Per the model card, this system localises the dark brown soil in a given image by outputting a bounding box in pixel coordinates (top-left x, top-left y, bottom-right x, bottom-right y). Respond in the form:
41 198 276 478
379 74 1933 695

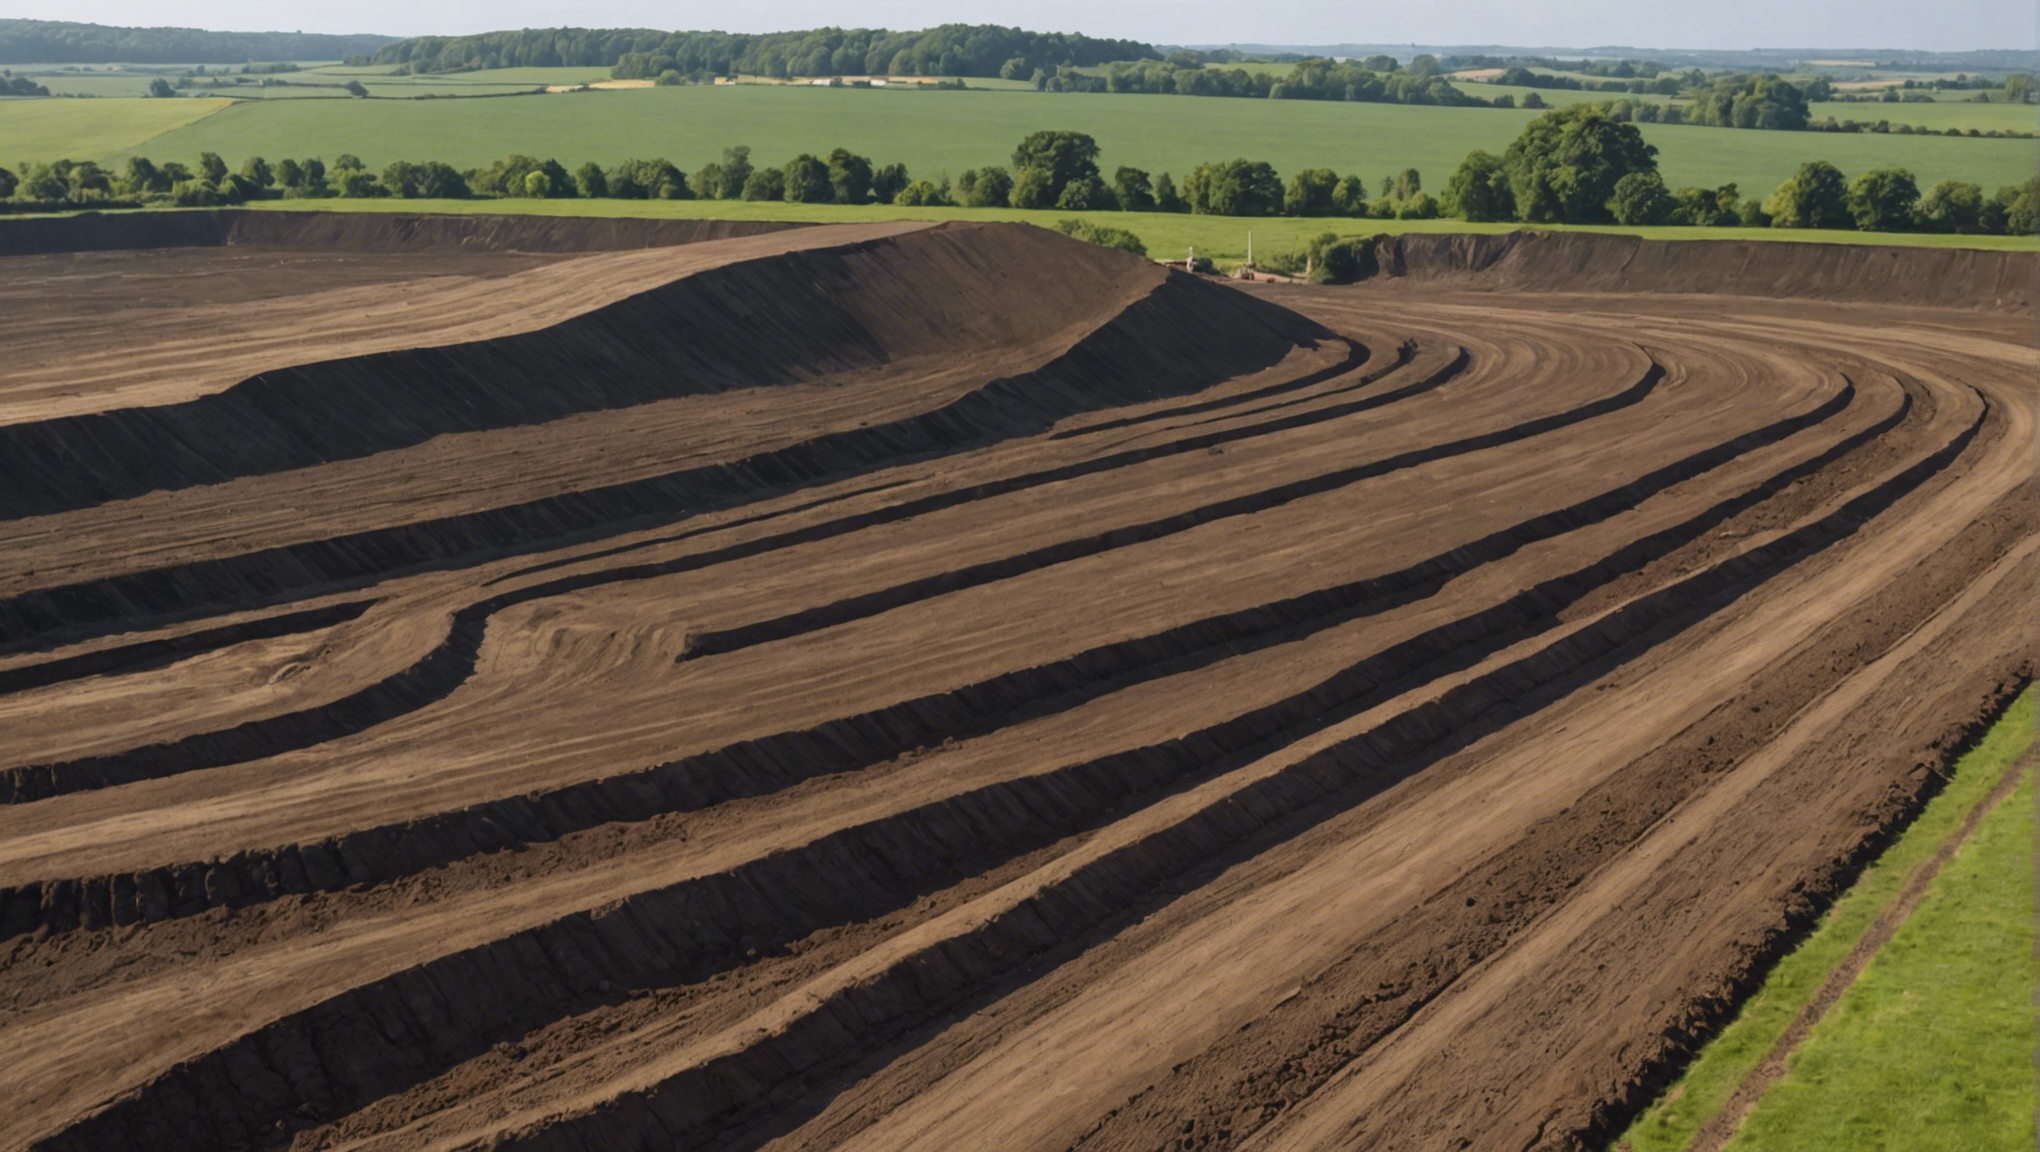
0 216 2031 1152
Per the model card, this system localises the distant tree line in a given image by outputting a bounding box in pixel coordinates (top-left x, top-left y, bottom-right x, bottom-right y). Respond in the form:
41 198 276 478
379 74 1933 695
1035 55 1484 107
1433 105 2038 235
0 18 394 65
354 24 1155 81
7 114 2032 237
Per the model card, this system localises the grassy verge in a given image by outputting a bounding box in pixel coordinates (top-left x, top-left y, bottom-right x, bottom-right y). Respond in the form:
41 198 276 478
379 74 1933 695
225 197 2040 267
1724 770 2035 1151
1617 689 2035 1152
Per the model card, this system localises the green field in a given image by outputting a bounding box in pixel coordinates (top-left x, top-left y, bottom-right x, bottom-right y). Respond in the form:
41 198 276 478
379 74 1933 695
5 85 2017 198
1808 98 2037 135
1 96 233 163
1729 770 2034 1151
1618 691 2036 1152
226 195 2037 266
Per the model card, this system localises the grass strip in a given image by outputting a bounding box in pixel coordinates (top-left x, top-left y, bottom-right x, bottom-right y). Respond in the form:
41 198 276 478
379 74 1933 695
1725 764 2035 1150
1617 688 2035 1152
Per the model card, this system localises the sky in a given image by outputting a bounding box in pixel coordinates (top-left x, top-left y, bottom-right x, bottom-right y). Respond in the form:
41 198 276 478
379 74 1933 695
20 0 2035 53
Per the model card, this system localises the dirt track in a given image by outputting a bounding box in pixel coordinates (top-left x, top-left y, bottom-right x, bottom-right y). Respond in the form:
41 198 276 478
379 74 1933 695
0 214 2032 1152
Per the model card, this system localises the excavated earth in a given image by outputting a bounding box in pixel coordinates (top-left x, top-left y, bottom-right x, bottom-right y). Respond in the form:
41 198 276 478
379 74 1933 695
0 211 2032 1152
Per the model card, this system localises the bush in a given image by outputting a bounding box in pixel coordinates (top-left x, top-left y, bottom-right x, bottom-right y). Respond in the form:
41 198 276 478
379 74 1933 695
1051 218 1147 256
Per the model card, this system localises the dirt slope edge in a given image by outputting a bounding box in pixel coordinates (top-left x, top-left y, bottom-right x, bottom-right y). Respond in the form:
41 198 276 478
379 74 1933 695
1373 230 2036 310
0 209 807 257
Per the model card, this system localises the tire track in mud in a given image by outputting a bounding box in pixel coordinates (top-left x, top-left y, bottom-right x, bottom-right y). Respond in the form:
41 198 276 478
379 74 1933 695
298 370 1986 1152
18 360 1958 1152
0 354 1859 931
4 226 2032 1152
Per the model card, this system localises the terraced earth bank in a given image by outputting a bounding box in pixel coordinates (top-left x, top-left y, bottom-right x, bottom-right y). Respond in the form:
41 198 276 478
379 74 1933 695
0 212 2032 1152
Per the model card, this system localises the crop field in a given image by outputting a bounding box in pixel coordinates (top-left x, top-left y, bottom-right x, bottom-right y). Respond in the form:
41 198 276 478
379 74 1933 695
240 194 2040 268
1806 97 2039 135
0 96 232 163
9 83 2033 194
0 209 2031 1152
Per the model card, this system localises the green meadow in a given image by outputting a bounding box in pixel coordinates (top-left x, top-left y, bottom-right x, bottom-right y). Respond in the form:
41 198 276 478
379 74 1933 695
239 195 2038 266
1 95 233 163
9 84 2031 198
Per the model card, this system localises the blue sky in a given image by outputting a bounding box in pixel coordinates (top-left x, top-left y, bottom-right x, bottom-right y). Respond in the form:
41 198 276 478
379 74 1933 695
31 0 2034 52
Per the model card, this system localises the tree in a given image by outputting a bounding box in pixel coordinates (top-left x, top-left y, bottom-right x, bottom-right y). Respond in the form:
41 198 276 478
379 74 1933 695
0 165 14 200
575 161 608 198
1285 168 1340 216
1397 191 1439 220
779 154 831 203
1608 170 1674 224
956 165 1012 207
1184 158 1284 216
1331 174 1371 217
338 169 382 198
274 157 304 191
893 179 952 206
122 156 169 196
1914 179 1985 233
1671 183 1739 227
239 156 273 188
1112 166 1155 212
1009 166 1055 209
1055 173 1113 210
198 151 228 184
714 146 752 199
1763 161 1851 229
1010 130 1101 203
1502 106 1659 224
610 158 688 199
147 77 176 98
344 79 369 97
740 167 786 201
380 160 422 197
1153 172 1187 213
523 170 553 197
1391 168 1421 201
1847 167 1918 232
331 154 364 172
827 148 874 204
1442 150 1515 222
1521 91 1546 109
417 162 468 198
2001 178 2038 235
871 162 909 204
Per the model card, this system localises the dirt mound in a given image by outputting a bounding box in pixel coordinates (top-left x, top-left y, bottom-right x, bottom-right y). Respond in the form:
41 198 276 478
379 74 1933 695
1374 230 2036 309
0 208 806 257
0 222 2032 1152
0 222 1324 524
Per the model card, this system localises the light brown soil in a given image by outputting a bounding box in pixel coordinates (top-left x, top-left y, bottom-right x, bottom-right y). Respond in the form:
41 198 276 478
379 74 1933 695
0 215 2032 1152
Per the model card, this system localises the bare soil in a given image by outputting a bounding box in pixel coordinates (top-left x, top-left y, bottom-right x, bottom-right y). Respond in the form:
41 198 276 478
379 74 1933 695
0 214 2031 1152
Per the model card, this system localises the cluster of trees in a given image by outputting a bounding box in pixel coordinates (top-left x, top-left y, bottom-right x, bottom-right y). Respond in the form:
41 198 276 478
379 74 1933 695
0 19 393 65
1425 105 2039 235
354 24 1155 81
1048 56 1484 107
1684 73 1814 130
1 69 48 96
1488 65 1694 97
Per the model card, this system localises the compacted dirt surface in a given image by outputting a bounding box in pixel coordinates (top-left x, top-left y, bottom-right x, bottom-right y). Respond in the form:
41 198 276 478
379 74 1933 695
0 212 2032 1152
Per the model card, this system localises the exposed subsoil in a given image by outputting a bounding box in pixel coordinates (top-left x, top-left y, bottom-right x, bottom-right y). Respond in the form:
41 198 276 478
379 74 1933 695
0 214 2031 1152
